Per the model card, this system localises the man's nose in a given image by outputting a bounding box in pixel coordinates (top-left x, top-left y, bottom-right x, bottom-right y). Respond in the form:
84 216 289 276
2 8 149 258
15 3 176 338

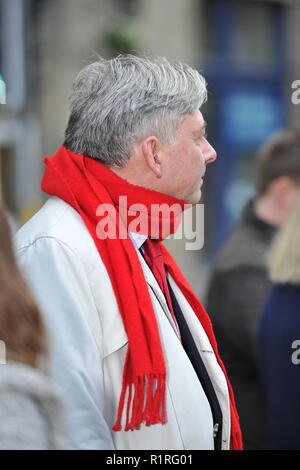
204 140 217 164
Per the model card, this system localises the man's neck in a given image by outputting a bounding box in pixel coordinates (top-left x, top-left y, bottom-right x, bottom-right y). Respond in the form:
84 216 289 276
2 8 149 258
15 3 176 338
110 152 165 194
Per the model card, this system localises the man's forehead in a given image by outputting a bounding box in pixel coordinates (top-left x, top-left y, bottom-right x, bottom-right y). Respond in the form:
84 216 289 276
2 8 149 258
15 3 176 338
189 110 205 124
178 111 206 136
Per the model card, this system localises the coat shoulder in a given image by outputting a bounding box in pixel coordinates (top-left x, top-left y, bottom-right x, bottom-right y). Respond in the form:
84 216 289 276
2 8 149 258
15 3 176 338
16 197 98 271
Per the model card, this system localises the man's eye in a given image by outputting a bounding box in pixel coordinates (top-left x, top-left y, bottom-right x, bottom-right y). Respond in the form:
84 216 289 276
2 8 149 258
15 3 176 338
194 132 207 142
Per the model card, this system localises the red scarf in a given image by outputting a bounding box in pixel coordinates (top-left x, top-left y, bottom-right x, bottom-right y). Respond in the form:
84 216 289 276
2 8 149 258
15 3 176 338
41 145 242 449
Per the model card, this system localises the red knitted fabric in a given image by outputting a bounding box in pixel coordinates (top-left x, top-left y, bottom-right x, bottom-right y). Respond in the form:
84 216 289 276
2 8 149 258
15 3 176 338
41 145 243 449
142 238 181 338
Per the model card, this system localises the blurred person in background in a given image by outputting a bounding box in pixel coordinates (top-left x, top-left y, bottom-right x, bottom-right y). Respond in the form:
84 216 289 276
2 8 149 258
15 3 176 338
16 54 242 450
0 206 66 450
259 193 300 450
206 130 300 449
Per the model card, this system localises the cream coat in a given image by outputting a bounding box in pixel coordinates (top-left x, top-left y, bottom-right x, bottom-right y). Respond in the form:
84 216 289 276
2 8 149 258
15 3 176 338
16 197 231 450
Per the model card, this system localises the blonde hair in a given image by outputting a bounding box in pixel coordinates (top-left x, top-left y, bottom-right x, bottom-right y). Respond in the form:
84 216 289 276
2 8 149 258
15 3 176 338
269 193 300 284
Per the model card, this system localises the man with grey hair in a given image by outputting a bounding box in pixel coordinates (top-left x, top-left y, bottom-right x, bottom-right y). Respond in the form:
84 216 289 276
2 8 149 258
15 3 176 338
16 54 242 450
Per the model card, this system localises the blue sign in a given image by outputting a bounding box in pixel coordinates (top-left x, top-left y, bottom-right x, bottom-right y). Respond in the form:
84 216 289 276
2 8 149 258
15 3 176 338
221 90 282 147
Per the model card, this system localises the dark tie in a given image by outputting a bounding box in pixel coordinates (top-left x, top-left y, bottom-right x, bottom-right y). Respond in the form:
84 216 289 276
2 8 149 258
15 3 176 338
140 238 223 449
167 278 223 450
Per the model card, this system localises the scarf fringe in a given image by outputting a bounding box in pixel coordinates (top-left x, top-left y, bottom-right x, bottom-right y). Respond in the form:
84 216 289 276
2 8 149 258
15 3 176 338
112 374 167 432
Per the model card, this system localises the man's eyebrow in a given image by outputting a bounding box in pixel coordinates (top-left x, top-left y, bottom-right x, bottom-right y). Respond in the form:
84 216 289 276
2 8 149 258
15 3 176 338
192 122 207 137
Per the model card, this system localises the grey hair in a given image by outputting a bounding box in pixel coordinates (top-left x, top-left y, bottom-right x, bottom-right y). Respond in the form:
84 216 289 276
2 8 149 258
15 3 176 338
63 54 207 167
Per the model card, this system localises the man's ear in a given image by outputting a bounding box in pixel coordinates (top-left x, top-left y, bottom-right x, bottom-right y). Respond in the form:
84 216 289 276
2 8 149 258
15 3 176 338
141 136 162 179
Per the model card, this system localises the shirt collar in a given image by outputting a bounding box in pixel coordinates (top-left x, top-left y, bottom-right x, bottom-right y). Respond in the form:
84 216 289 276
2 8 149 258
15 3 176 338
129 232 148 250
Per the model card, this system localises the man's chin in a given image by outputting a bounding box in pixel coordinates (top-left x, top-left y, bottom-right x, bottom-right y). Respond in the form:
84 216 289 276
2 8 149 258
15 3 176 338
187 190 202 205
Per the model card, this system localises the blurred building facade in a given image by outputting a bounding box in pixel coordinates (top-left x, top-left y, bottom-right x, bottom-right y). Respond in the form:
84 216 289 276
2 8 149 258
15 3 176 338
1 0 300 291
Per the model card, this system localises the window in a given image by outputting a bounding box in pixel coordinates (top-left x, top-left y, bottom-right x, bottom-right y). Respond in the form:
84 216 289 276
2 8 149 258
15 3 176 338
233 1 276 67
0 0 26 110
202 0 279 67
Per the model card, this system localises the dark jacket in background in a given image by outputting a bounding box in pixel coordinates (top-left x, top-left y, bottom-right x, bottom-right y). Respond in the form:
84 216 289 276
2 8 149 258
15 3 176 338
259 284 300 450
206 200 276 450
